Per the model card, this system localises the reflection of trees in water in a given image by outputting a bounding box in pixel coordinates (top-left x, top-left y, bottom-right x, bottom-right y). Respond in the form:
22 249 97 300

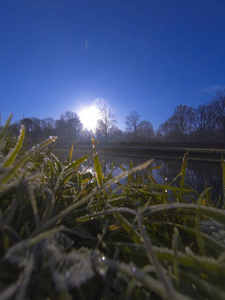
187 162 222 204
98 154 159 178
73 151 223 205
157 159 222 205
100 155 222 205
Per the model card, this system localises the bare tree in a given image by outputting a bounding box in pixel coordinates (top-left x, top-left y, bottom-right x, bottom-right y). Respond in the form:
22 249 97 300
63 111 82 135
125 111 140 140
137 120 154 141
157 119 172 140
55 118 66 136
97 103 116 143
20 117 42 142
109 125 125 142
20 118 33 133
9 121 20 137
192 104 215 142
41 117 55 138
211 90 225 140
56 111 82 143
169 105 195 141
157 105 195 141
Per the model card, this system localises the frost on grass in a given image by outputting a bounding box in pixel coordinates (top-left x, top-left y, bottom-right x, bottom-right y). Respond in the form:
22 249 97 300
50 246 95 291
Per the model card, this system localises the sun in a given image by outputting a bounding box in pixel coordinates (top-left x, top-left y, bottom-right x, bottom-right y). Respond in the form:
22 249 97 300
79 105 99 131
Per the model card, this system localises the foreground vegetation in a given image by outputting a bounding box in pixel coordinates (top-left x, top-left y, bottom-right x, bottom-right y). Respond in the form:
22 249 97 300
1 115 225 300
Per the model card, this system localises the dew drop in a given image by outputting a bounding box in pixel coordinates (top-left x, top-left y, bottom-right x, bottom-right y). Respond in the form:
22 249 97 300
97 256 108 276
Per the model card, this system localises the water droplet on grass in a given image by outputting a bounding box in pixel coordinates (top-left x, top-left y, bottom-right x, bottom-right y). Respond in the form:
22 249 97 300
97 256 108 276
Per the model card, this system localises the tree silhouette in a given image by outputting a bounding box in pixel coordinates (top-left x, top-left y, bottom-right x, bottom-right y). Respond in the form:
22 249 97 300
125 111 140 140
97 103 116 143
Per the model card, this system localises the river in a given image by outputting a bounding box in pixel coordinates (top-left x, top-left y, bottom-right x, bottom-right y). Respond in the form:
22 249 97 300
55 147 224 206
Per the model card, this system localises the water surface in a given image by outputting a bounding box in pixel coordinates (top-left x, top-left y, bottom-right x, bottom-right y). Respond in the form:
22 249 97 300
55 148 223 206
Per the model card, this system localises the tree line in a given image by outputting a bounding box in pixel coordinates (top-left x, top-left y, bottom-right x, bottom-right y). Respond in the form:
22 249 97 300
6 90 225 145
6 103 155 145
157 90 225 143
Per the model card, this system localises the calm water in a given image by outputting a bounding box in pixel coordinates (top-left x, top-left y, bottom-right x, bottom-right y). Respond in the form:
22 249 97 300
99 153 223 204
55 148 223 206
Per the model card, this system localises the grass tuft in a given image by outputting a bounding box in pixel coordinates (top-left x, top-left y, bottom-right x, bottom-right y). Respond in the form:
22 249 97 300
0 118 225 299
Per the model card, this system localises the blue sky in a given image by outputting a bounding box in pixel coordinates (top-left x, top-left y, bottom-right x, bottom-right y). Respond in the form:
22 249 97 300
1 0 225 130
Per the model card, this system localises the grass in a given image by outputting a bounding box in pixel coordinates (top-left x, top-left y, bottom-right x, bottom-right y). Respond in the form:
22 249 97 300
1 115 225 299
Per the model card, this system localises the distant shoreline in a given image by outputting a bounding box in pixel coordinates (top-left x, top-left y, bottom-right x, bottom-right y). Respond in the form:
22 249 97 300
54 142 225 162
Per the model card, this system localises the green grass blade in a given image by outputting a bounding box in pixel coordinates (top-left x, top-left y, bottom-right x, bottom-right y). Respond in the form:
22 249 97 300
113 211 142 244
180 270 225 300
196 198 206 256
38 189 55 229
51 153 62 174
144 203 225 225
2 125 25 167
45 157 54 179
15 255 34 300
113 242 225 275
107 259 191 300
0 114 13 150
6 226 64 256
65 153 91 171
172 227 180 287
94 153 103 187
154 221 225 254
0 136 57 185
69 143 74 163
137 212 177 300
179 152 188 198
54 167 65 192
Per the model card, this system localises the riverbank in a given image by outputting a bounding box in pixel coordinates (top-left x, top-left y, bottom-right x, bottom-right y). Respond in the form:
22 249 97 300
55 142 225 162
97 144 225 161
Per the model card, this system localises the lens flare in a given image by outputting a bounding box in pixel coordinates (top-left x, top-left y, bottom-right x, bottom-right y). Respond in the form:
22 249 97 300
79 105 99 131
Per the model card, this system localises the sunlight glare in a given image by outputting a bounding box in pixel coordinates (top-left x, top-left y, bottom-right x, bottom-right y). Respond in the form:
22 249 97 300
79 105 99 131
